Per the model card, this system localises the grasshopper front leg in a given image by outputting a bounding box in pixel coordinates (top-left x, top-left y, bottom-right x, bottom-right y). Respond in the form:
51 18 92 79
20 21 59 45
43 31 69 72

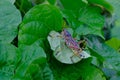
70 48 82 63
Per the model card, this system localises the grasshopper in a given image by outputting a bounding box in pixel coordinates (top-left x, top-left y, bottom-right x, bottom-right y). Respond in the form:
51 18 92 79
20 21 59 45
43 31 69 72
62 29 81 51
61 29 85 59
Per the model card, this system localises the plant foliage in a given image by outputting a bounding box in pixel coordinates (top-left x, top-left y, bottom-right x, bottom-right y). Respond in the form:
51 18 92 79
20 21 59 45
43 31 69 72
0 0 120 80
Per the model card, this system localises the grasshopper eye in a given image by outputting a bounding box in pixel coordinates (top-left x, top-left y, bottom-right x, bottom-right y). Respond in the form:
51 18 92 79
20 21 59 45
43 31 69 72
80 54 85 58
80 54 82 57
64 30 71 37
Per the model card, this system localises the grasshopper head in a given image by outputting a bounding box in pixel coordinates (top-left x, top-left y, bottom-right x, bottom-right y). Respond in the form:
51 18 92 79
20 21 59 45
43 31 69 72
63 29 71 37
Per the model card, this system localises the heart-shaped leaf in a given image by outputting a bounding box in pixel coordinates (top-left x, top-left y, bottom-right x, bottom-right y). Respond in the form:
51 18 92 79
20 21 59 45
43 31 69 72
0 0 21 43
18 4 62 45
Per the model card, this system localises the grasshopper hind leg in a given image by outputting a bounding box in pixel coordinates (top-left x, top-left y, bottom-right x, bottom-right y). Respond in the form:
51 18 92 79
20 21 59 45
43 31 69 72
70 55 75 63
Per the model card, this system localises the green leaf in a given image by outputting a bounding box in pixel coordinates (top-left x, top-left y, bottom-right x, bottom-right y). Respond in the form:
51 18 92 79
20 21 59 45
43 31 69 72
0 65 15 80
110 75 120 80
32 65 54 80
42 66 54 80
16 0 33 14
106 0 120 40
13 43 46 79
60 0 86 10
50 58 106 80
30 0 45 5
105 0 120 41
0 43 20 66
111 26 120 40
47 0 56 5
75 24 104 39
0 0 22 43
0 43 20 80
87 0 113 13
60 0 104 37
18 4 63 45
102 68 117 79
7 0 15 4
27 64 40 75
62 10 81 29
86 35 120 71
0 72 11 80
62 6 104 38
106 38 120 51
106 0 120 19
78 6 104 30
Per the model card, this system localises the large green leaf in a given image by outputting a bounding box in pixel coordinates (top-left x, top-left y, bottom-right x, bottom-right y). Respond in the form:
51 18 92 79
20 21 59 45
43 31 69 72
60 0 86 10
87 0 113 13
50 58 106 80
13 44 46 79
15 0 33 14
76 6 104 38
62 10 81 29
106 0 120 40
110 75 120 80
0 0 21 43
42 66 54 80
18 4 63 45
60 0 87 29
75 24 103 38
33 65 54 80
47 0 56 5
106 0 120 19
86 35 120 71
78 6 104 30
0 65 15 80
60 0 104 37
0 43 20 80
0 43 20 66
62 6 104 38
7 0 15 4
